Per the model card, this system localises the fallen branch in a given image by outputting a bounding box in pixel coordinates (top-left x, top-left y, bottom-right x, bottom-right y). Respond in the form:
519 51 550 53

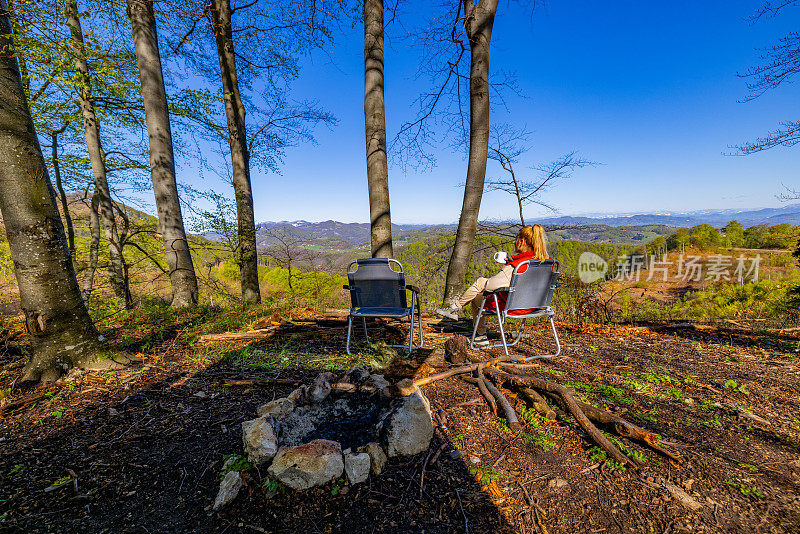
519 386 556 421
198 328 277 343
567 397 682 462
462 375 497 415
221 378 301 387
482 376 521 431
484 368 636 468
413 355 524 387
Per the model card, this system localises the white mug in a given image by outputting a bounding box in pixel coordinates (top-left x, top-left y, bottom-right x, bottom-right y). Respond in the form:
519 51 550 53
494 251 508 264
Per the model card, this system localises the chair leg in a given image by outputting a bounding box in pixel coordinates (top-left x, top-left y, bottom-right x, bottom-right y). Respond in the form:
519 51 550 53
469 297 487 350
524 315 561 361
409 294 415 353
362 317 369 343
549 316 561 357
417 303 424 348
495 302 509 356
507 319 526 347
346 316 353 355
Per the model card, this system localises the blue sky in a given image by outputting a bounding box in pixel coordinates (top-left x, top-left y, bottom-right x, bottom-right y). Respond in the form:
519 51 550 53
199 0 800 224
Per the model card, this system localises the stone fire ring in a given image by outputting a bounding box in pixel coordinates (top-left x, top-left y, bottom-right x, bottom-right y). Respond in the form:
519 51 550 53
236 366 433 495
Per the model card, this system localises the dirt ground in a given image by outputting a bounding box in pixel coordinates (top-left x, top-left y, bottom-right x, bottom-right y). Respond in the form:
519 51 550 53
1 308 799 533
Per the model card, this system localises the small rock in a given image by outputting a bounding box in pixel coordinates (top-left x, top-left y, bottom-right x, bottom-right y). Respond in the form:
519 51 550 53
384 391 433 457
363 442 388 475
470 456 481 464
449 450 462 460
287 386 307 404
362 374 389 391
242 417 278 464
362 374 390 394
683 397 694 405
548 478 568 489
257 398 295 419
308 373 333 403
221 456 238 472
344 452 371 484
268 439 344 490
108 407 119 417
395 378 418 397
344 365 371 386
212 471 242 511
193 391 208 398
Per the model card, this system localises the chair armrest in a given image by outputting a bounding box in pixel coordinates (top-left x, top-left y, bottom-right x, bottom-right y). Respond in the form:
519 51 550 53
405 284 421 293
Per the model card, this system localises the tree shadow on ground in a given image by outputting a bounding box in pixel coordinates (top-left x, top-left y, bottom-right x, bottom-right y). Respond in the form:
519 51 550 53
0 319 516 534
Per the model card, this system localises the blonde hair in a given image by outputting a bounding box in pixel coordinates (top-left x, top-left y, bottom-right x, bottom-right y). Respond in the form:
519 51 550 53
516 224 549 260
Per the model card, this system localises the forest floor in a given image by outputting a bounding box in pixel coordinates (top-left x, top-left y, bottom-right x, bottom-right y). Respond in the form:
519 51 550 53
1 304 799 533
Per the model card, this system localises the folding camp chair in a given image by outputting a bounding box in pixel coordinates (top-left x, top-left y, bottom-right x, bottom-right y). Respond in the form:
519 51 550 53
470 259 561 359
343 258 423 355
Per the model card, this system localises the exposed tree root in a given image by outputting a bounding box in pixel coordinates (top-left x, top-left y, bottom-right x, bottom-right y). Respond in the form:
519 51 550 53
414 351 682 469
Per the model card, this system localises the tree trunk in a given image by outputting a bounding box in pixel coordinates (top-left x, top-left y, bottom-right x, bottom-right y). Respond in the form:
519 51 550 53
210 0 260 304
51 125 75 253
442 0 498 304
0 0 103 383
6 0 28 95
364 0 393 259
126 0 199 307
64 0 128 307
82 191 100 300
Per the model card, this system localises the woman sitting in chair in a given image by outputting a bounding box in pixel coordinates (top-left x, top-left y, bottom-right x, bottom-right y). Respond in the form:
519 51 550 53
436 224 550 346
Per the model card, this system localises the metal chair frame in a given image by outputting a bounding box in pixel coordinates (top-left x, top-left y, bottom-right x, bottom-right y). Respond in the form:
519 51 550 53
343 258 423 355
469 259 561 360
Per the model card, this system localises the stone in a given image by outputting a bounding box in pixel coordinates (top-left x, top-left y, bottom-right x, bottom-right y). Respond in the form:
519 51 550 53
363 442 387 475
257 398 295 419
212 471 242 511
242 417 278 464
308 373 333 403
268 439 344 490
548 478 568 490
384 391 433 457
395 378 418 397
344 365 371 386
344 451 371 484
287 386 307 405
363 374 390 394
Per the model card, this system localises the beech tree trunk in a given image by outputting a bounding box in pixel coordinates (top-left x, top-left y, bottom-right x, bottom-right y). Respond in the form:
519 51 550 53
442 0 498 304
51 125 75 253
64 0 128 306
127 0 199 307
0 1 103 383
364 0 393 259
210 0 260 303
83 192 100 299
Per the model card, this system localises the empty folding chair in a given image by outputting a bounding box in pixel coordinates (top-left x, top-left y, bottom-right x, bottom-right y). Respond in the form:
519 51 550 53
343 258 423 354
470 259 561 359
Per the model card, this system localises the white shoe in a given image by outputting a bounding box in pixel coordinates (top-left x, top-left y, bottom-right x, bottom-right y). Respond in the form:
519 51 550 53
472 334 490 347
435 306 459 320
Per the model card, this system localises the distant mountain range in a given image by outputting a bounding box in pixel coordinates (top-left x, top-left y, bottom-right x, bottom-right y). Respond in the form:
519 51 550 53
249 205 800 249
536 204 800 228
